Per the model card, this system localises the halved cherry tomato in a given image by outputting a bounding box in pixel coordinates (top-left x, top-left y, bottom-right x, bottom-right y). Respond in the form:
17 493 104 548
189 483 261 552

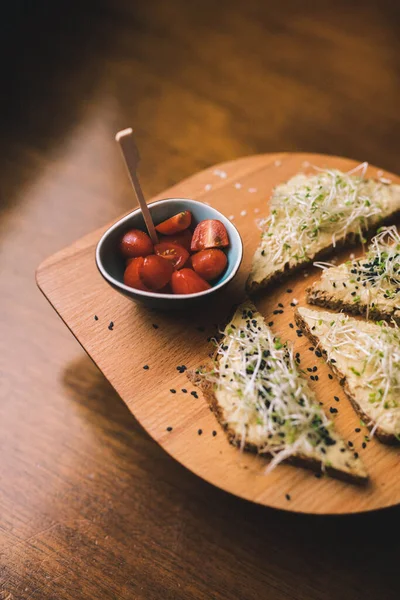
191 220 229 252
159 228 193 252
123 257 150 291
171 269 211 294
192 249 227 281
155 211 192 235
120 229 153 258
154 242 189 270
140 255 174 290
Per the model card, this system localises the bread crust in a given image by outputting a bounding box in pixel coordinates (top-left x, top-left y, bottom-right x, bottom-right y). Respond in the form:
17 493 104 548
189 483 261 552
187 367 368 485
247 210 400 295
294 309 399 445
306 289 400 326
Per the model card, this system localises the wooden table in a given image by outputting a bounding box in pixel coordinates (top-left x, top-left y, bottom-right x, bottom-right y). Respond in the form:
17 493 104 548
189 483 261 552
1 2 399 598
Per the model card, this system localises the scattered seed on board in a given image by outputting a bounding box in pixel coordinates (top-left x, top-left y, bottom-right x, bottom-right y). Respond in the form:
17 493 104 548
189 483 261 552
143 365 149 370
94 315 99 321
285 494 291 501
212 431 217 437
108 321 114 330
234 182 242 189
152 323 159 329
204 183 212 191
191 391 198 398
166 427 173 432
198 429 203 436
240 209 247 217
229 215 235 220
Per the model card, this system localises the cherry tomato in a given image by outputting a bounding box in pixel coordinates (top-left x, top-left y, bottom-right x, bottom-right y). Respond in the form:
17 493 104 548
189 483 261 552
155 210 192 235
192 249 227 281
191 220 229 252
140 255 174 290
171 269 211 294
154 242 189 270
123 257 150 291
120 229 153 258
159 229 193 252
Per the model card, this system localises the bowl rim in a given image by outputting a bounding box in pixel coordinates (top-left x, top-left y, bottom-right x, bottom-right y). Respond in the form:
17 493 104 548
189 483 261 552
95 197 243 300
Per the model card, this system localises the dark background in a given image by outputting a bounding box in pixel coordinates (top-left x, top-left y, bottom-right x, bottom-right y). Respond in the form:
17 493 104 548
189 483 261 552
1 1 399 599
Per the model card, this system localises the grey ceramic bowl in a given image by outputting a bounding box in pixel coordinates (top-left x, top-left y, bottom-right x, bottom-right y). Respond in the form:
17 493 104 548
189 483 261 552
95 198 243 310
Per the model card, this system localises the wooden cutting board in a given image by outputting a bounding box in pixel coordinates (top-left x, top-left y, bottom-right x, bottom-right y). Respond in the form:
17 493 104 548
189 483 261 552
36 152 400 515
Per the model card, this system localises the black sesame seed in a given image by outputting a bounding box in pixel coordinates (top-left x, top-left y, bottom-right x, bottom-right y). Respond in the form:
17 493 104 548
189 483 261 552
312 366 317 372
94 315 99 321
143 365 149 370
278 303 284 308
328 374 333 380
354 452 359 459
362 442 367 449
286 289 293 293
198 429 203 436
348 441 354 447
290 302 297 307
315 375 319 381
191 391 198 398
307 367 313 372
268 321 274 327
355 428 361 433
340 448 345 453
212 431 217 437
182 388 187 393
289 323 294 329
152 323 159 329
309 347 314 351
331 358 337 363
315 350 322 357
310 375 315 381
108 321 114 330
166 427 173 432
285 494 291 501
170 389 176 394
334 396 340 402
329 407 338 414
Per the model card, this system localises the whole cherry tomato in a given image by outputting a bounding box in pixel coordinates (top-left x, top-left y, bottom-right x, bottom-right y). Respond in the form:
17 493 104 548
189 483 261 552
192 248 227 281
171 269 211 294
155 211 192 235
154 242 189 270
191 220 229 252
140 255 174 290
120 229 153 258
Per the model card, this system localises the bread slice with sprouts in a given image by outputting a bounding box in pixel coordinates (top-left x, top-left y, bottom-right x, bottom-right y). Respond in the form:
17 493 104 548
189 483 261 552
188 301 368 483
307 226 400 324
295 306 400 444
246 167 400 294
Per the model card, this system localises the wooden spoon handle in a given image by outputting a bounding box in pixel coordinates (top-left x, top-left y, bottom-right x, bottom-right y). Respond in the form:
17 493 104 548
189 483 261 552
115 128 159 244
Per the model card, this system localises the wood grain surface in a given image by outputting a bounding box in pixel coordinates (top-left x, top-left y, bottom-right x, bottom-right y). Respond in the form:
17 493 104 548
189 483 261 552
37 152 400 514
1 1 400 599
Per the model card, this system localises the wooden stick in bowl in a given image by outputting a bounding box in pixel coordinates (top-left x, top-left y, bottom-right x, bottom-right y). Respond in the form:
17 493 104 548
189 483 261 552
115 128 159 244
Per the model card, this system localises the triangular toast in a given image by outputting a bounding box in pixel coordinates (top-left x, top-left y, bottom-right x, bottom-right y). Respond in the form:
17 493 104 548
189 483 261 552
307 226 400 324
247 169 400 294
188 301 368 484
295 306 400 444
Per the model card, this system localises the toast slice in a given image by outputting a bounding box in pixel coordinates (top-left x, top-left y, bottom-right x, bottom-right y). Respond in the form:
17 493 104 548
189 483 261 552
307 226 400 324
188 300 368 483
246 169 400 294
295 306 400 444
